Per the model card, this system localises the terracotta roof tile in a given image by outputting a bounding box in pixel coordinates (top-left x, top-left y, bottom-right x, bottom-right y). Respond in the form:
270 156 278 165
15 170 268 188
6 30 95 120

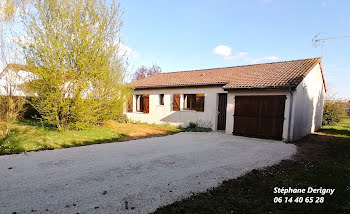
132 58 323 89
0 64 29 78
4 64 28 72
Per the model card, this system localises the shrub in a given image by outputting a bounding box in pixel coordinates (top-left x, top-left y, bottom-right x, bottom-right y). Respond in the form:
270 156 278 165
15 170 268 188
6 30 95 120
187 122 197 129
0 122 10 139
182 122 212 132
22 98 41 120
0 96 25 121
322 101 347 125
346 102 350 116
0 96 25 138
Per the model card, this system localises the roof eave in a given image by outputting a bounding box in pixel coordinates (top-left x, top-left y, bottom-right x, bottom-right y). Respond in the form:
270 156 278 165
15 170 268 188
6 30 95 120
133 82 228 90
222 85 297 91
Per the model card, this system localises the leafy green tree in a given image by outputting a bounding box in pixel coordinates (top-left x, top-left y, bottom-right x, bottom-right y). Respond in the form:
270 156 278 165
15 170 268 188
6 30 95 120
323 100 347 125
22 0 131 130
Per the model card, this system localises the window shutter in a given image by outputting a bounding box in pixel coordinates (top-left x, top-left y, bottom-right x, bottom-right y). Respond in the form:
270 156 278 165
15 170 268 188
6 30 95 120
173 94 180 111
127 96 133 112
143 94 149 113
196 94 205 112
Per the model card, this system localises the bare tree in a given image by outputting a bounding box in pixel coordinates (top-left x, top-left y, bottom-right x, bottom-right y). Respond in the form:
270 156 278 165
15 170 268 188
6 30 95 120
0 0 31 138
0 64 27 138
133 64 162 81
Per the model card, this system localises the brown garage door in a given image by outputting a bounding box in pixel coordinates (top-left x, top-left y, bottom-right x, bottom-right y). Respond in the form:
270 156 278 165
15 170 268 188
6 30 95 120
233 95 286 140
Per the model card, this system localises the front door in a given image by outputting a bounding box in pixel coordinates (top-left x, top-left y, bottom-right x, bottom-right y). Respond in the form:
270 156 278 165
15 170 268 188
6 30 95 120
217 93 227 130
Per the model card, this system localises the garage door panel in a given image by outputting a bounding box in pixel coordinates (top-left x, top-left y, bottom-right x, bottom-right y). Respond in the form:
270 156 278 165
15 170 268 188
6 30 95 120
235 96 259 116
234 116 258 136
234 96 285 140
257 118 284 139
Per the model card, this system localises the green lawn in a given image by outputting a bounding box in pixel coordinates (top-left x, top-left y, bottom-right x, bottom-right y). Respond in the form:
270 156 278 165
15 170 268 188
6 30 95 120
153 118 350 214
321 118 350 138
0 119 180 155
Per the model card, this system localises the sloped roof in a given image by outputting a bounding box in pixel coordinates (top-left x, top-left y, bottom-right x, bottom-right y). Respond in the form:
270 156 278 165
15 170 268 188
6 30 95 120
2 63 28 72
0 64 29 78
132 58 324 90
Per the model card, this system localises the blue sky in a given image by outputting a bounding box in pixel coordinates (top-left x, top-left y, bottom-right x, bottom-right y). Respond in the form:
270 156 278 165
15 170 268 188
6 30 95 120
118 0 350 99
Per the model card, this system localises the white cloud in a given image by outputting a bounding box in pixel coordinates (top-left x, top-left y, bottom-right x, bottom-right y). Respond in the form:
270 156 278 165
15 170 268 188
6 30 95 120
117 43 139 59
224 52 248 60
264 56 279 61
213 45 232 57
245 55 280 64
213 45 279 64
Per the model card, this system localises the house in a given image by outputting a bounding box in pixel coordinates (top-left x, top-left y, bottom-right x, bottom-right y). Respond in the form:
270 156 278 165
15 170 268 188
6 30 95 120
0 64 33 97
126 58 326 141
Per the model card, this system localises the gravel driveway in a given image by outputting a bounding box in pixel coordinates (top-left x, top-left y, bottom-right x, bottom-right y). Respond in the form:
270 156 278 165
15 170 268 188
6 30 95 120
0 132 296 213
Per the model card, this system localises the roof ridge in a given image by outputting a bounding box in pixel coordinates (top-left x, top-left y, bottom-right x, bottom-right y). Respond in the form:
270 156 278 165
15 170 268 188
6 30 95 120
158 57 321 74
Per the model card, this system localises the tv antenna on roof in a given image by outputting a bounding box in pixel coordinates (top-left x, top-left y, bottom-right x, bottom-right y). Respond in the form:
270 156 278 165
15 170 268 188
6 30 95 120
312 33 350 57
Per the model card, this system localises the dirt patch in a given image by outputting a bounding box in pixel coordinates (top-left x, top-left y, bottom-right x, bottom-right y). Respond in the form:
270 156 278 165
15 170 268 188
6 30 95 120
104 121 178 140
293 133 333 162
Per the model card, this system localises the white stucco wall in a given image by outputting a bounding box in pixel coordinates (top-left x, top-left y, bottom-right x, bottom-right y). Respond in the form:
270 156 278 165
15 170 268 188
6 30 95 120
0 69 34 96
126 86 227 129
291 63 325 140
225 89 291 141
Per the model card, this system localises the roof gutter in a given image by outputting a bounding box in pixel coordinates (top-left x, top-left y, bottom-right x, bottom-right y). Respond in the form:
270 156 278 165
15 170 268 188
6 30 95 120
134 84 298 90
134 82 228 90
223 85 297 91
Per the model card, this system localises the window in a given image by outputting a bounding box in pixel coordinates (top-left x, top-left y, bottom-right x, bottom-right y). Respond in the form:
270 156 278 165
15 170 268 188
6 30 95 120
183 94 205 112
136 95 143 112
184 94 196 110
159 94 164 105
136 94 149 113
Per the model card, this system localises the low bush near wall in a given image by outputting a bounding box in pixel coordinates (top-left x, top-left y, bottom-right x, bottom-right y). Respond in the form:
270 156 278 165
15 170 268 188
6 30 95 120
182 122 212 132
323 100 347 125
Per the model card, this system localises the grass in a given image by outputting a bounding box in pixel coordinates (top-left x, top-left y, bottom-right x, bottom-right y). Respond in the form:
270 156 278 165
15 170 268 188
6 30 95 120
153 118 350 214
0 119 180 155
321 118 350 138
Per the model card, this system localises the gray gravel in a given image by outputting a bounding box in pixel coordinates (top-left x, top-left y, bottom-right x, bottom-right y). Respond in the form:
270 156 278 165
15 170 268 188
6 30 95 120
0 132 296 214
